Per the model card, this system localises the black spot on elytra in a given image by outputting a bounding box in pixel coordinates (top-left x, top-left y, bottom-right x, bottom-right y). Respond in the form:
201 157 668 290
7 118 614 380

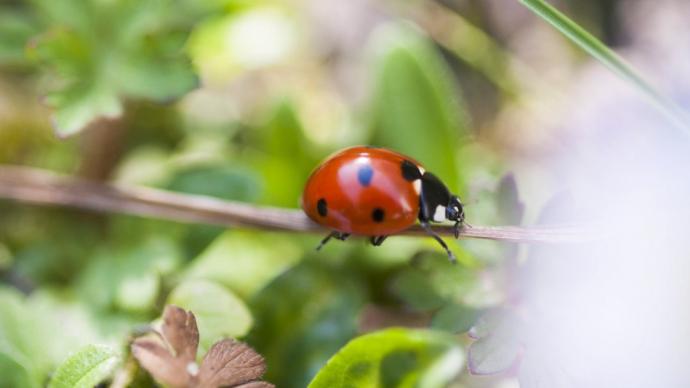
401 160 422 181
317 198 328 217
357 165 374 186
372 207 385 223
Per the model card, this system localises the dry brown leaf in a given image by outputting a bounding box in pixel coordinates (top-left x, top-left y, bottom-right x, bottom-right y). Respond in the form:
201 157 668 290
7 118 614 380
162 304 200 360
197 339 272 388
131 337 192 388
131 305 273 388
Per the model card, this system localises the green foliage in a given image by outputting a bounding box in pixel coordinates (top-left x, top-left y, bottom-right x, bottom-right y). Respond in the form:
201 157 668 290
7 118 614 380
77 237 181 312
308 328 463 388
48 345 119 388
184 230 302 298
431 302 479 334
0 0 595 386
22 0 202 136
167 279 253 353
391 252 479 311
369 22 470 191
247 261 366 388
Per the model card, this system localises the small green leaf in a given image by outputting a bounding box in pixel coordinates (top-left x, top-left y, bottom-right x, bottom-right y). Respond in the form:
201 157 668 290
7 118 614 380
167 279 253 354
184 230 302 299
308 328 463 388
368 22 469 191
431 303 479 334
247 261 366 388
0 9 37 65
48 344 120 388
0 288 47 383
520 0 690 134
0 353 39 388
391 252 479 311
46 85 123 138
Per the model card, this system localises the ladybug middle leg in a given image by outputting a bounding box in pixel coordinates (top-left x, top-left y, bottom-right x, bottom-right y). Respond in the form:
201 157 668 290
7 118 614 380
370 235 388 246
420 222 457 263
316 231 350 251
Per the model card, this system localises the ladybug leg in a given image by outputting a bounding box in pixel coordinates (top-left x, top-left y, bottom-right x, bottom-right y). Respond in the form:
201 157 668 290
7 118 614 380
453 221 462 239
420 222 457 263
316 231 350 251
370 235 388 246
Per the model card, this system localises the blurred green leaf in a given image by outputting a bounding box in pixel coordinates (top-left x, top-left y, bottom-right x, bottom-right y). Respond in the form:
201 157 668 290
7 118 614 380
0 288 45 387
308 328 463 388
167 164 261 202
185 230 302 299
255 100 318 208
430 302 479 334
391 252 479 311
26 0 199 136
0 9 38 65
369 22 469 191
77 238 181 312
167 279 253 354
47 344 119 388
0 352 38 388
247 261 366 388
520 0 690 134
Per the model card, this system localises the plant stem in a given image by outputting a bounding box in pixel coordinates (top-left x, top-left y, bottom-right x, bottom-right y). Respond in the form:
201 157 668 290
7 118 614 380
0 166 589 244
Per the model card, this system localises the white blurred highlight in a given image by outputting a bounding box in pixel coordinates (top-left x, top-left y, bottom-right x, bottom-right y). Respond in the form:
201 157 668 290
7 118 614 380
512 2 690 386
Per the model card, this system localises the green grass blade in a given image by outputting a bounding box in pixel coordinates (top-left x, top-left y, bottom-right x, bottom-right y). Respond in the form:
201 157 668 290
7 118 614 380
520 0 690 134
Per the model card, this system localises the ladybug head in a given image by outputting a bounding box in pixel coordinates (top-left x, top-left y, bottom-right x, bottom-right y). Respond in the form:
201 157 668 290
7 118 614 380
446 195 464 223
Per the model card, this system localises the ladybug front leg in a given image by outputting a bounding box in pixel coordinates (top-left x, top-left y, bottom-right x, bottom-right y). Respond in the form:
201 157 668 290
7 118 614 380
316 231 350 251
370 235 388 246
420 222 457 263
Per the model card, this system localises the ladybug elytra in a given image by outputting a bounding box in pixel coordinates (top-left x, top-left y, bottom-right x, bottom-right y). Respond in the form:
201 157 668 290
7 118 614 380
301 146 465 261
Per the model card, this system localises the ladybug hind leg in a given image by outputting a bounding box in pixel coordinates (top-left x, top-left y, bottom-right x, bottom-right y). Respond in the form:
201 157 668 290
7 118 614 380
370 235 388 246
316 231 350 251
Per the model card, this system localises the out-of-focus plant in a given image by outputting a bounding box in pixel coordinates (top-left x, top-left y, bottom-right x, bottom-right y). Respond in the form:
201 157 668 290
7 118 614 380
1 0 673 387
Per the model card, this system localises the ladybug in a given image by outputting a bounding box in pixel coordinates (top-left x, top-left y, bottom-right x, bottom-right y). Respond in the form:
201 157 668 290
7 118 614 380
302 146 465 261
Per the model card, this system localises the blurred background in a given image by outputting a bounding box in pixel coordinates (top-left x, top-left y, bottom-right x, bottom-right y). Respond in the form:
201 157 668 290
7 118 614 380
1 0 690 387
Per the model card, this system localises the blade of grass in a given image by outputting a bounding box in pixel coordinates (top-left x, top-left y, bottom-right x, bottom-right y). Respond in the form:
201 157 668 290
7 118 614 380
520 0 690 135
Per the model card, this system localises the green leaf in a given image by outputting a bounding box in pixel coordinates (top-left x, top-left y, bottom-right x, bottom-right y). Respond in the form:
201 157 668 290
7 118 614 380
308 328 463 388
46 85 123 138
431 303 479 334
0 288 47 385
167 279 253 354
77 238 182 312
0 9 38 65
167 165 261 202
0 353 38 388
520 0 690 134
184 230 302 299
255 100 319 208
48 345 119 388
368 22 469 191
27 0 200 137
247 261 366 388
391 252 479 311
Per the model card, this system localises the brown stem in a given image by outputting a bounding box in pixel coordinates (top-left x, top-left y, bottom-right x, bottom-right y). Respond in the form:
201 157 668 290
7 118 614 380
0 166 590 243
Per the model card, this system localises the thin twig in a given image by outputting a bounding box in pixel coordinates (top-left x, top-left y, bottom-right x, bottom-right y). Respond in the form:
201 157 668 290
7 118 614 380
0 166 588 243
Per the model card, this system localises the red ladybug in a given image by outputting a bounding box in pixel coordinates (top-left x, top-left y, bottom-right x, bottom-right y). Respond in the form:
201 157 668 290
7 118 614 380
302 146 464 260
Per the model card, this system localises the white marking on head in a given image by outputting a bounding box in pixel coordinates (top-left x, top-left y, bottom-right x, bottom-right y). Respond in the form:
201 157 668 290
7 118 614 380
433 205 446 222
417 166 426 175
